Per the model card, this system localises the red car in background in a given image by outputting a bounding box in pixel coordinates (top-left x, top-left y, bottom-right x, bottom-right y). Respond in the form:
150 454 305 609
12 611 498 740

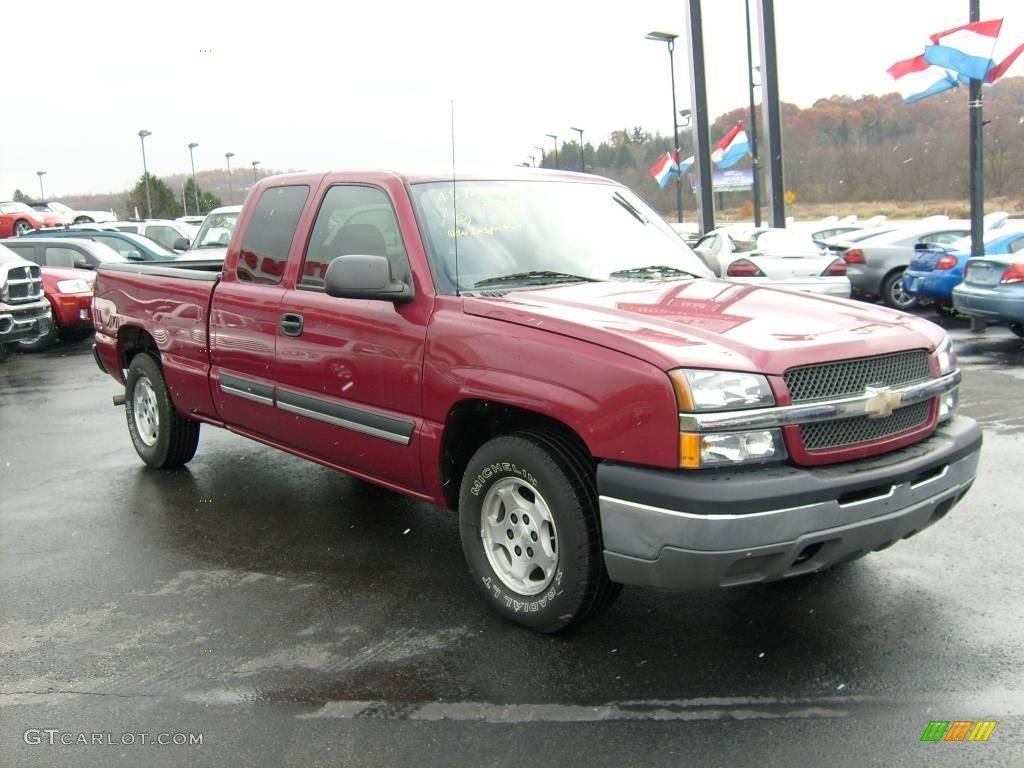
0 202 62 237
17 265 94 351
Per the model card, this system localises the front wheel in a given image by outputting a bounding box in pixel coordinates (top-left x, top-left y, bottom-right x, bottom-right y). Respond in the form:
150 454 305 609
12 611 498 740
125 353 200 468
458 431 620 633
13 219 33 236
17 315 59 352
882 270 919 310
73 216 94 224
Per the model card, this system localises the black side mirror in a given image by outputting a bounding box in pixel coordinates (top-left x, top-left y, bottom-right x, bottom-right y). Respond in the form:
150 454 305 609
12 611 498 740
324 255 413 302
173 237 190 251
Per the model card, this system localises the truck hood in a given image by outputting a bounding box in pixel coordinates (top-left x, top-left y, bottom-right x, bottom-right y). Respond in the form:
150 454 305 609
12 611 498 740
462 279 944 375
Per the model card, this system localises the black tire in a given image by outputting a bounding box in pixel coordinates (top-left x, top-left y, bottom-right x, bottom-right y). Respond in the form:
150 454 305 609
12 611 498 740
1010 323 1024 339
458 431 620 633
73 216 94 224
933 302 958 318
16 315 59 352
125 353 200 468
882 269 919 310
13 219 32 236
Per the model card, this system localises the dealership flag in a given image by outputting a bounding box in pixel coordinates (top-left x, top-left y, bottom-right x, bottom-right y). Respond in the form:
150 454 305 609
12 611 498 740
886 54 958 103
983 41 1024 83
711 124 751 169
649 152 679 188
924 19 1002 81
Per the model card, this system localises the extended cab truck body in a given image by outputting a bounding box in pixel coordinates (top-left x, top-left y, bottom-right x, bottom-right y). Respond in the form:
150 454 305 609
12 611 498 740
92 170 982 632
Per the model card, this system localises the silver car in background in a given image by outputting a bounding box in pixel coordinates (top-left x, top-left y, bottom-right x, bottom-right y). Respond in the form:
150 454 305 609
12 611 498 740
693 226 851 297
829 216 970 309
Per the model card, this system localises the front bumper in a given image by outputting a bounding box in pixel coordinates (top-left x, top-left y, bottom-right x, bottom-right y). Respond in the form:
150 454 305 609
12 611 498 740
51 293 93 331
598 416 982 590
0 301 52 344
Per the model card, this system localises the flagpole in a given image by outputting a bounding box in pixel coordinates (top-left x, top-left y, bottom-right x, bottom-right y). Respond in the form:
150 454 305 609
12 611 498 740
969 0 984 259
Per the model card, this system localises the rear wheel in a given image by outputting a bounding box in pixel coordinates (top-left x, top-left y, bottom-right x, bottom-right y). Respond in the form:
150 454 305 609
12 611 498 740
73 216 94 224
125 353 200 468
458 431 620 633
882 269 918 310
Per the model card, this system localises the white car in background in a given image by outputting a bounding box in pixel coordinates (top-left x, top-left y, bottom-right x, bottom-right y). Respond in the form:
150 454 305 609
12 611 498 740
31 201 115 225
693 226 850 297
174 205 242 261
109 219 195 252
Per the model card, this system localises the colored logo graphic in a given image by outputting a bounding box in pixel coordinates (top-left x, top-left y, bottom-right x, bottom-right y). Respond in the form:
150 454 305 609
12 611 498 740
920 721 997 742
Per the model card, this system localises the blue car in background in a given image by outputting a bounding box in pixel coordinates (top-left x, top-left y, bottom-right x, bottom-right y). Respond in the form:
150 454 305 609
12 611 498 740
903 229 1024 312
953 254 1024 339
18 227 178 261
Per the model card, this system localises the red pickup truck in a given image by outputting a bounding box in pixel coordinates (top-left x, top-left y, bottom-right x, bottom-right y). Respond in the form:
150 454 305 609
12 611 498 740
92 170 981 632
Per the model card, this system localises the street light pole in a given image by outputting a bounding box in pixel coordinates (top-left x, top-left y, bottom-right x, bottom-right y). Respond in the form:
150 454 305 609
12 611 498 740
569 127 585 172
646 31 684 223
187 142 200 215
225 152 234 202
138 130 152 219
251 160 260 184
36 171 46 202
545 134 559 169
744 0 763 227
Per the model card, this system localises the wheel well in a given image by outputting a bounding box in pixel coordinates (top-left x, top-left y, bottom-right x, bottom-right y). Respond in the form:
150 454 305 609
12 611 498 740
440 400 592 509
117 326 158 371
882 266 907 289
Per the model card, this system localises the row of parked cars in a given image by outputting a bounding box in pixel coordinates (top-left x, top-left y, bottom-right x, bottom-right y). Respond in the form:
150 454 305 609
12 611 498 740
2 187 1021 362
0 200 241 357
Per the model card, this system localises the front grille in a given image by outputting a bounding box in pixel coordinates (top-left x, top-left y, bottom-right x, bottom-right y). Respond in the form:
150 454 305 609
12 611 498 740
784 349 930 403
2 265 44 304
800 400 931 451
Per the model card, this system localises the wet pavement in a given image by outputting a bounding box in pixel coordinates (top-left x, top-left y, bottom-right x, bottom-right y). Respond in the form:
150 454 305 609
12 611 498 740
1 313 1023 767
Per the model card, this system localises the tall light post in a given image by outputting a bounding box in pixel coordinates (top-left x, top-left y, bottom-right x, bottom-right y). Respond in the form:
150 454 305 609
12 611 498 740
569 127 585 172
36 171 46 202
744 0 763 227
646 30 684 223
138 130 152 218
225 152 234 202
545 133 559 169
187 142 200 215
251 160 260 183
527 155 537 168
534 146 546 168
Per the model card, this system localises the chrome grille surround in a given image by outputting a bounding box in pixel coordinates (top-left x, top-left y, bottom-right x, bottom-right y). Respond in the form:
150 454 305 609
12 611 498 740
784 349 931 403
2 264 44 305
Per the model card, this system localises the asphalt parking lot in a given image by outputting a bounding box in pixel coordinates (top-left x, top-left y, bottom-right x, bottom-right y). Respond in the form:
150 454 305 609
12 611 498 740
2 314 1023 767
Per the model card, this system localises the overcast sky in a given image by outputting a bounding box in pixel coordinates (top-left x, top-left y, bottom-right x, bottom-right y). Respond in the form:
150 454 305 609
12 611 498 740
2 0 1021 198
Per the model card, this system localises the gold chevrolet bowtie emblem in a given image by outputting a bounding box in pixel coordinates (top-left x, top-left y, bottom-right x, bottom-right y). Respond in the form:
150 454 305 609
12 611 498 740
864 386 902 418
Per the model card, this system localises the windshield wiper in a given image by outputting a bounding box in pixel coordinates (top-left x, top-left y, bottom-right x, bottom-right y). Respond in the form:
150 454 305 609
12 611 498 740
609 265 699 280
612 192 648 225
474 270 599 288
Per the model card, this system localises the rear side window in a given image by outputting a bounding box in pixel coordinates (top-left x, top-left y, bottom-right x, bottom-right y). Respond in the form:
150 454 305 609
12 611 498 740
237 185 309 285
1008 237 1024 254
44 247 83 268
6 245 39 264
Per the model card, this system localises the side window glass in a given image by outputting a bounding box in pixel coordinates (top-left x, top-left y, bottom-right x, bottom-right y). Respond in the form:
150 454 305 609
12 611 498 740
7 245 40 264
299 185 409 290
146 226 178 250
237 185 309 285
1008 237 1024 254
44 247 80 268
116 225 139 234
95 236 132 256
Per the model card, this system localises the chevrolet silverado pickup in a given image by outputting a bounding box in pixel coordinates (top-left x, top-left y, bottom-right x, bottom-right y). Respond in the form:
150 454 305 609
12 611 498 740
92 170 982 632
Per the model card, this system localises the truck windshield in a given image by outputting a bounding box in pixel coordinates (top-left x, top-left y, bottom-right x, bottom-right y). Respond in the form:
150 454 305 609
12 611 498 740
409 180 711 293
193 211 240 249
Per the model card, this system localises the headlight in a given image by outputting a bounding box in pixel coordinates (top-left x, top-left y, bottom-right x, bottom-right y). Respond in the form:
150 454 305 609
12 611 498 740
680 429 787 469
934 334 956 375
669 369 775 411
56 279 91 294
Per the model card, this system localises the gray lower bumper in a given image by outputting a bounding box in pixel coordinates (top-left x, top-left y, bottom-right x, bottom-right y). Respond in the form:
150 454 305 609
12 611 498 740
599 416 981 590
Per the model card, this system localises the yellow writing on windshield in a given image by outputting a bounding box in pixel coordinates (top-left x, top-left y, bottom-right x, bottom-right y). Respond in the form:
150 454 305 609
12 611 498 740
447 223 523 239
